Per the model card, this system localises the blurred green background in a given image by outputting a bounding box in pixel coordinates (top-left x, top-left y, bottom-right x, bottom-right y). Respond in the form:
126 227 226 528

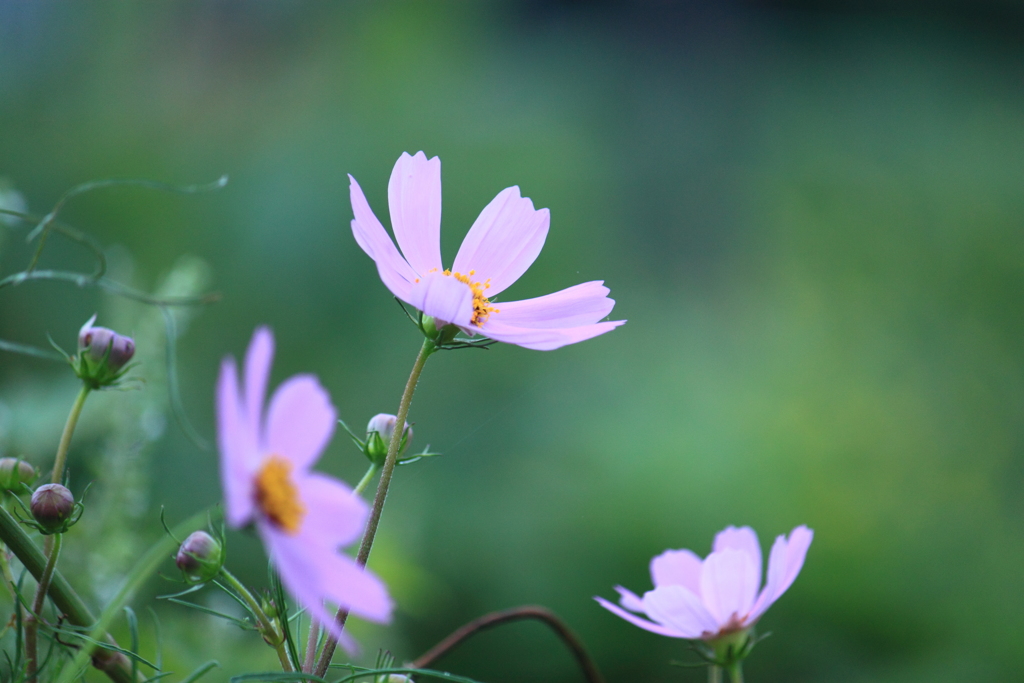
2 1 1024 681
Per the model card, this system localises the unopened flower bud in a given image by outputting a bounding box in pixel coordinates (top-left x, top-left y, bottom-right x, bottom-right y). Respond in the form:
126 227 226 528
79 318 135 368
365 414 412 466
420 316 458 346
175 531 224 584
261 596 279 620
31 484 75 532
74 315 136 388
0 458 37 492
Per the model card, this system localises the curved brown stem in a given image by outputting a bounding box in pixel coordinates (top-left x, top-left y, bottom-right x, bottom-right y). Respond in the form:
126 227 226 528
411 605 605 683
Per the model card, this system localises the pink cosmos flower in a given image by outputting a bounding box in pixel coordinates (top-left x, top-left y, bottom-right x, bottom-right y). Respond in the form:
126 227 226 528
217 327 392 650
349 151 625 351
596 525 813 640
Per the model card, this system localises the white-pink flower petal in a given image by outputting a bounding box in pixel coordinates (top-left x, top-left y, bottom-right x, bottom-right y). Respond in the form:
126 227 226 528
264 375 336 472
481 318 625 352
264 529 367 654
713 526 763 592
749 526 814 622
349 175 417 301
642 585 720 638
594 597 690 638
297 473 368 549
650 548 703 594
407 272 474 328
615 585 644 612
491 281 616 329
217 357 255 528
452 186 549 297
776 526 813 597
388 152 443 276
268 525 392 625
243 326 273 431
313 547 393 624
699 549 759 626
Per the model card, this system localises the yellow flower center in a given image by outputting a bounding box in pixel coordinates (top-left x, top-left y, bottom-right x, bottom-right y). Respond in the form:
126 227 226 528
254 456 305 534
416 268 499 326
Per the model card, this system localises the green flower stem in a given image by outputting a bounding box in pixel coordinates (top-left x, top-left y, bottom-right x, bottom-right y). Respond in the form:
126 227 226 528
51 384 91 484
726 662 744 683
218 567 293 671
0 499 23 608
301 617 320 674
24 532 62 682
0 504 137 683
0 540 19 602
313 337 435 677
709 665 723 683
353 462 380 497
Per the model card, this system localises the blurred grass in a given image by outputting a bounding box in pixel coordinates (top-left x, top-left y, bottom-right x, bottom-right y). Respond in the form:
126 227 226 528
1 2 1023 681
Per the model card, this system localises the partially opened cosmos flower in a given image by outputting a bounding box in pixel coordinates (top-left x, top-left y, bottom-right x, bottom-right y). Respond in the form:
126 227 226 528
217 327 392 650
349 151 625 350
596 525 812 642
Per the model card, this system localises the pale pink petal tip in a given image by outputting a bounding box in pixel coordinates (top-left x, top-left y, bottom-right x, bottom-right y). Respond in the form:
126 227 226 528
243 326 274 431
217 356 253 528
483 318 625 351
594 596 688 638
650 548 702 594
452 185 549 296
349 174 417 301
777 526 813 597
713 525 763 590
614 585 644 612
389 151 443 276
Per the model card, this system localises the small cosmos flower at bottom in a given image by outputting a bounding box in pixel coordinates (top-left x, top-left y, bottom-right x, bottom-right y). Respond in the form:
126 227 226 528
595 526 812 648
217 327 392 652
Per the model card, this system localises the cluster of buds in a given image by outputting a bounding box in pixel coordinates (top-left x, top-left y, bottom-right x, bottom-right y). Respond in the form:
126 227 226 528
175 530 225 585
342 414 436 467
28 483 83 535
71 315 136 389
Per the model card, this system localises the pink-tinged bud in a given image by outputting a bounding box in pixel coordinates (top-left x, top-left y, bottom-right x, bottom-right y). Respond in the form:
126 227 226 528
0 458 37 492
175 531 224 584
74 315 136 388
365 414 413 466
79 317 135 368
31 484 76 533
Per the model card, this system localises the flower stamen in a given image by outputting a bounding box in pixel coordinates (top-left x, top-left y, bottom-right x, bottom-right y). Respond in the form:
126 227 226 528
443 269 499 326
254 456 305 534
